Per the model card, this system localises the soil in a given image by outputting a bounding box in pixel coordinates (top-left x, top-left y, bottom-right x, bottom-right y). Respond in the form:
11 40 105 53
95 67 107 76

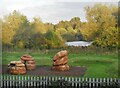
0 65 86 77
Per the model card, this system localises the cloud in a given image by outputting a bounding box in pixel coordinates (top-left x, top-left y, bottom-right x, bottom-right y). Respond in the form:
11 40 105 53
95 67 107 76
19 2 89 23
0 0 118 24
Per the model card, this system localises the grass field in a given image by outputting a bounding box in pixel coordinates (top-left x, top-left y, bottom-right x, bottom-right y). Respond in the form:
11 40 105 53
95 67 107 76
2 48 118 78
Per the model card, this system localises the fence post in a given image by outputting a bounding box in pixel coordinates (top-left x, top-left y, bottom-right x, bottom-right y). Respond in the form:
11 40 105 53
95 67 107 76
78 77 81 87
21 76 23 87
71 77 74 86
93 78 95 87
18 75 20 87
44 76 45 87
89 78 92 87
107 78 109 86
85 77 88 87
68 77 71 87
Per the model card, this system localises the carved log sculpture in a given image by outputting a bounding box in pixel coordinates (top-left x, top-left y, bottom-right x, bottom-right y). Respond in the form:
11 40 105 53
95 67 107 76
8 61 26 75
52 50 70 71
20 54 36 70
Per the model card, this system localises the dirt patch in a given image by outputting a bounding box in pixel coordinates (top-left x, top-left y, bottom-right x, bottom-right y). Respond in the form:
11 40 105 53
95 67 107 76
1 65 86 77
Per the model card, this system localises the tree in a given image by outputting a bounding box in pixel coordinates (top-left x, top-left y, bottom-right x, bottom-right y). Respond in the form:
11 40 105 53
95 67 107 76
55 17 83 42
31 33 47 49
70 17 81 29
93 27 118 47
110 5 119 27
31 17 47 34
55 28 67 35
2 10 29 49
84 4 116 39
84 4 118 47
44 23 55 31
45 30 64 48
12 22 33 49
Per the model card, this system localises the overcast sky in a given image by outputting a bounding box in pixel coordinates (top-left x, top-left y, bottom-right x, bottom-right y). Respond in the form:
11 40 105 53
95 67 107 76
0 0 118 24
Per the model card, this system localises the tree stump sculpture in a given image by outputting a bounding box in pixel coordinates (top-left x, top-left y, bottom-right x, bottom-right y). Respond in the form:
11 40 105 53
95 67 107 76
8 61 26 74
21 54 36 70
52 50 70 71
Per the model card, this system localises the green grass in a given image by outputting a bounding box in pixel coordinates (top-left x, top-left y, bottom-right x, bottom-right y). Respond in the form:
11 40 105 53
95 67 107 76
2 49 118 78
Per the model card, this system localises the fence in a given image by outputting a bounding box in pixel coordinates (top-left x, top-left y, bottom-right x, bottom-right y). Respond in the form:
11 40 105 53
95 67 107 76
0 75 120 88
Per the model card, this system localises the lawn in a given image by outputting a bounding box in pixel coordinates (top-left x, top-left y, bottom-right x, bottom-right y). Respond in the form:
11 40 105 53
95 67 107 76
2 48 118 78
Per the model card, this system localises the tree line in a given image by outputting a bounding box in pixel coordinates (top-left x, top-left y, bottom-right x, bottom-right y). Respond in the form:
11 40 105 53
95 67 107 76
1 3 119 50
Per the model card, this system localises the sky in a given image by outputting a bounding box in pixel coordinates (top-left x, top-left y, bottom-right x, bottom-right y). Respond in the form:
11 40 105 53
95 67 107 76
0 0 119 24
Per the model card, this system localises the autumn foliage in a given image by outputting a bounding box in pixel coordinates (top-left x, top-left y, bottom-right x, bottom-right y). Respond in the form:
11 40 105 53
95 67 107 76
1 4 118 50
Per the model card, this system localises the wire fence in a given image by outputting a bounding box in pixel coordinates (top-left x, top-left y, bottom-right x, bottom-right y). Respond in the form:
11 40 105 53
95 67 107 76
0 75 120 88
